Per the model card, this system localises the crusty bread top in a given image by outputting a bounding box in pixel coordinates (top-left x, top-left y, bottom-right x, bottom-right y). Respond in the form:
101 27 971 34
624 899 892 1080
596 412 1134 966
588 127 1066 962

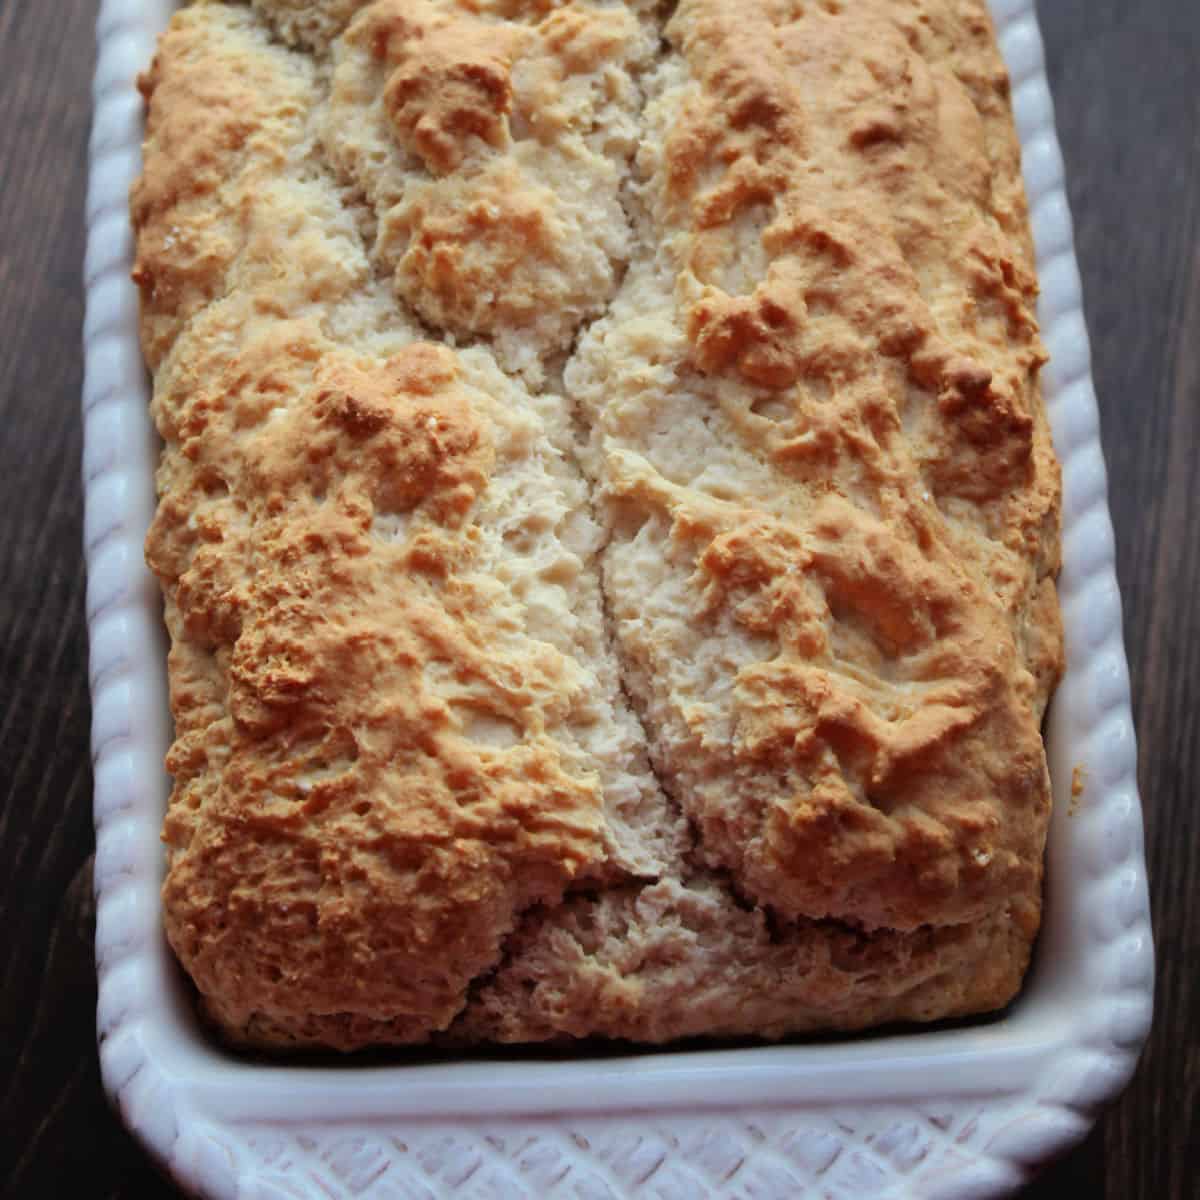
568 0 1063 937
133 0 1062 1050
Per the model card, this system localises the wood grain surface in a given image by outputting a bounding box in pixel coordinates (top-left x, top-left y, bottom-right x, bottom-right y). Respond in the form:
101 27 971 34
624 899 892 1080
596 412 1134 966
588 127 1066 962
0 0 1195 1196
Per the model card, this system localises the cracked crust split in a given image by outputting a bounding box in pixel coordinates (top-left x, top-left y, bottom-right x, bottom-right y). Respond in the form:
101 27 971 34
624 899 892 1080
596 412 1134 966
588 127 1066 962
132 0 1063 1052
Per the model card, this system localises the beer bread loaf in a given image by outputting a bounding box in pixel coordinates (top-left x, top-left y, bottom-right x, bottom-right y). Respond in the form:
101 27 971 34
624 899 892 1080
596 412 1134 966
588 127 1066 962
132 0 1063 1051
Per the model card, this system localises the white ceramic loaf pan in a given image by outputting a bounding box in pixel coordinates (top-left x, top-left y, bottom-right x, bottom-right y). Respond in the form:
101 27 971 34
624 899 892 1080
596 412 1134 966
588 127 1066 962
83 0 1153 1195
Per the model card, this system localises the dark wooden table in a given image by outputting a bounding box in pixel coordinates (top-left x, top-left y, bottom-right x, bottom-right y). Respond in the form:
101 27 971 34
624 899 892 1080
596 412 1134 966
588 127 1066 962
1 1 1195 1196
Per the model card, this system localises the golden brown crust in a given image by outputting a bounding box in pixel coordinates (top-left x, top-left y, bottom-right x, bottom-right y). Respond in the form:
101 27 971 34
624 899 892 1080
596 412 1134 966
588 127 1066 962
250 0 374 49
320 0 651 378
134 6 647 1047
562 0 1061 938
150 320 618 1039
367 0 520 174
130 13 307 370
134 0 1063 1051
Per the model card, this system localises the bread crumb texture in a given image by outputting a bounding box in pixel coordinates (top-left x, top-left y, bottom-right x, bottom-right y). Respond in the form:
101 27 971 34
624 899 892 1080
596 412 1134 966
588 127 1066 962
133 0 1062 1051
